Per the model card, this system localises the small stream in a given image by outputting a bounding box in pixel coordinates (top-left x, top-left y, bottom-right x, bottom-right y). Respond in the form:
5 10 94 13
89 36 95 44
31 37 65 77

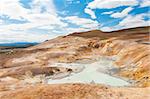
48 56 130 86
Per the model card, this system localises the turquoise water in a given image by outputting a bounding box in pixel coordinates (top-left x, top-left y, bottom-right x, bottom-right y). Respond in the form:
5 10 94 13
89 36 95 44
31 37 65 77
48 56 130 86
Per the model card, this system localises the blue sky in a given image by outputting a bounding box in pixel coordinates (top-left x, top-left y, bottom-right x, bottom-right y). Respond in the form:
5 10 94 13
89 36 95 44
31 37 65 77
0 0 149 43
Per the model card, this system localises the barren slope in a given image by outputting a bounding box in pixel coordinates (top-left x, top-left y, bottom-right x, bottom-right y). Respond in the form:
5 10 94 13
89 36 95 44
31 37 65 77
0 26 149 98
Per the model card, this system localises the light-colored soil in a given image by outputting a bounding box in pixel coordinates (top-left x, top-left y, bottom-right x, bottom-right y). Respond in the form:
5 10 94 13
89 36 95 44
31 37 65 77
0 26 150 98
0 84 150 99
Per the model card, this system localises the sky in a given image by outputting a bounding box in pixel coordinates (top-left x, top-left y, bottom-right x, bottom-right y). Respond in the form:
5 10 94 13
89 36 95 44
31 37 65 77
0 0 149 43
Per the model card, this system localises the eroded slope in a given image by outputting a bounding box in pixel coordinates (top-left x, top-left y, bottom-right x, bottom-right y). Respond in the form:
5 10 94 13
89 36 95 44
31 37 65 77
0 26 150 98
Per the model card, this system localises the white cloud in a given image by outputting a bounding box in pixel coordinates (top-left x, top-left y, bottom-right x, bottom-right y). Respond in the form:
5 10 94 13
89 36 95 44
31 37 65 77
118 14 149 28
85 0 138 19
84 8 96 19
87 0 138 9
0 31 57 43
0 0 30 20
111 7 133 18
0 0 65 28
100 27 115 32
140 0 150 7
66 27 93 33
0 0 57 20
0 0 101 43
101 13 150 32
64 16 100 29
0 20 3 25
0 0 70 43
30 0 56 15
0 0 149 43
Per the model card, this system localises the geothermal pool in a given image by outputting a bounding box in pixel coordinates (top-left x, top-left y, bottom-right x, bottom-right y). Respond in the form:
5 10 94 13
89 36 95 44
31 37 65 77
48 56 130 86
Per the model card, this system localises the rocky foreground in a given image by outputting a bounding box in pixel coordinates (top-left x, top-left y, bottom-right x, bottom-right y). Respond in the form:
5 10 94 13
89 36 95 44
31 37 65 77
0 27 150 99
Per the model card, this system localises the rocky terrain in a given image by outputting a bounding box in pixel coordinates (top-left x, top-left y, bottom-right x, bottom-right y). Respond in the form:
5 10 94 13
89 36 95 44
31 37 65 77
0 26 150 99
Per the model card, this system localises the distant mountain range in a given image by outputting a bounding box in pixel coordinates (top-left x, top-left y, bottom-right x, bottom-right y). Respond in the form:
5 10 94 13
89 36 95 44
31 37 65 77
0 42 38 47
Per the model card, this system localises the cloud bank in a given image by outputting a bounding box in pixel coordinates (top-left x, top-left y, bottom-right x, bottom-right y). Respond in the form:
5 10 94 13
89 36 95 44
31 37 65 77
0 0 149 43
